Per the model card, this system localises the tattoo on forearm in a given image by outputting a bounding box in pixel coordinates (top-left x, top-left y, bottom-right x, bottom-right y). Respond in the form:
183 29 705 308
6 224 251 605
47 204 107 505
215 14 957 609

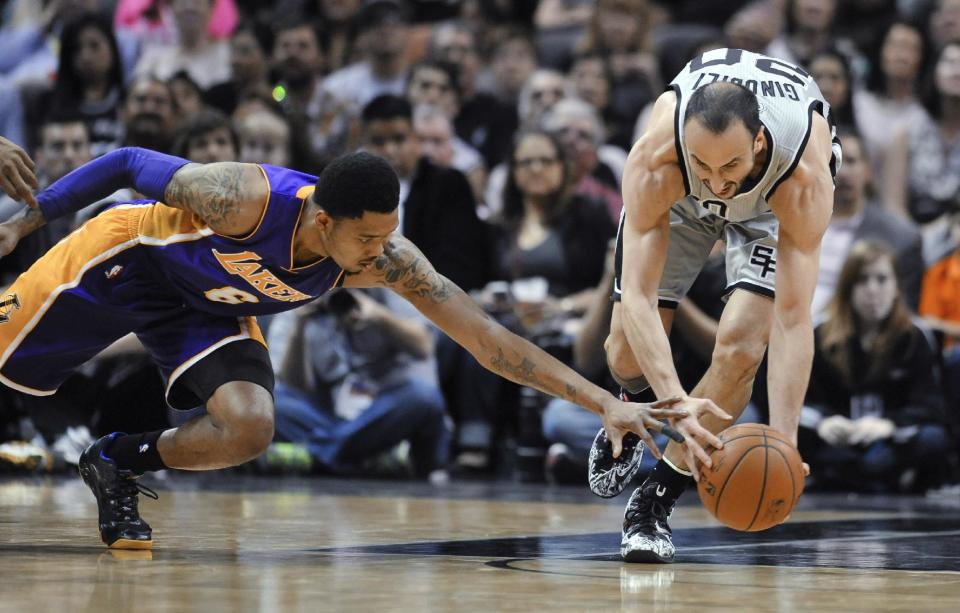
6 206 45 238
565 383 577 402
164 164 246 226
490 347 543 387
370 237 455 303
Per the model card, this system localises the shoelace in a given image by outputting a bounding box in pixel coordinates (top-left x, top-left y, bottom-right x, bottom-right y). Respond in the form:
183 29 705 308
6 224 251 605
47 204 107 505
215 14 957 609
107 478 158 522
625 489 673 533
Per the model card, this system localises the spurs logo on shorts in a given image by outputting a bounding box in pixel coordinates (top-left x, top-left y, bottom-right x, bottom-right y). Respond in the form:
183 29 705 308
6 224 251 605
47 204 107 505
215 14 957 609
0 294 20 324
749 245 776 278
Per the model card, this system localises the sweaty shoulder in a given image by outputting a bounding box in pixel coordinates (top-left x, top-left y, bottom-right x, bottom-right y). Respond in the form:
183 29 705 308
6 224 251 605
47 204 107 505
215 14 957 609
779 113 834 191
769 113 834 239
630 90 680 170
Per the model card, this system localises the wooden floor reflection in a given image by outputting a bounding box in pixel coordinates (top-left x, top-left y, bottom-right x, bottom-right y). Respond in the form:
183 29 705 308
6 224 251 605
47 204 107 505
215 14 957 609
1 476 959 612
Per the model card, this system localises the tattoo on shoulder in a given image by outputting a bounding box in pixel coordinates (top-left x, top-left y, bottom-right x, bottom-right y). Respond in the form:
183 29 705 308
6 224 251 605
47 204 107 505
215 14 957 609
370 237 455 303
165 164 247 226
490 347 543 388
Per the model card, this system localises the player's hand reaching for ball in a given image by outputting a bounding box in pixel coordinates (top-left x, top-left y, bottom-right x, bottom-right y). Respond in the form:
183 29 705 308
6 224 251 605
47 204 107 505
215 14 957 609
668 396 733 481
602 396 688 460
0 136 38 208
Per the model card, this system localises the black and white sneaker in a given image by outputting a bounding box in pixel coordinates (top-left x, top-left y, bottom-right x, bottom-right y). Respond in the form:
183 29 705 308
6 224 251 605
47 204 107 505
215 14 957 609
620 481 676 563
587 427 644 498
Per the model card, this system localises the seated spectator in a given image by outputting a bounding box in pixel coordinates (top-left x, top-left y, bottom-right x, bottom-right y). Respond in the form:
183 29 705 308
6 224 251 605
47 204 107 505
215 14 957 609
31 12 126 157
766 0 851 69
238 109 293 167
360 94 489 292
486 26 539 108
854 19 931 181
568 51 633 150
412 105 486 207
919 210 960 415
0 117 92 283
801 240 951 493
171 109 240 163
316 0 362 73
885 42 960 228
121 76 178 153
323 0 413 111
205 19 273 116
542 97 627 222
808 47 857 130
169 70 206 123
811 129 923 316
428 21 517 169
133 0 232 89
266 288 450 481
576 0 661 135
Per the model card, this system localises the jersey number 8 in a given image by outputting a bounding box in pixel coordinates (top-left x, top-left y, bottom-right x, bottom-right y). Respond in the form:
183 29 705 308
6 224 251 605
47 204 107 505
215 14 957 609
204 286 260 304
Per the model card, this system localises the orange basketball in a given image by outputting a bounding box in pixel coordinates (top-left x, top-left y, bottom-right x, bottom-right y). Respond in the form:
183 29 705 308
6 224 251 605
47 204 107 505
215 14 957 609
696 423 805 532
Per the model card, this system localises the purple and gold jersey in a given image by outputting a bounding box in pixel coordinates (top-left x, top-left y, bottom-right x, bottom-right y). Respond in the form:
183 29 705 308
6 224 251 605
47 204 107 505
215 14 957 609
137 164 343 316
0 165 341 405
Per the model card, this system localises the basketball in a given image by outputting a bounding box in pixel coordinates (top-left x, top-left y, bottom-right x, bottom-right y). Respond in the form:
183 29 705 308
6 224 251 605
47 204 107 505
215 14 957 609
697 423 805 532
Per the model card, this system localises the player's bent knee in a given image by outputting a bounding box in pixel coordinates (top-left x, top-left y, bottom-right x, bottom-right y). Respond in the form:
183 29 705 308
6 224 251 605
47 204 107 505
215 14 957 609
223 398 275 460
604 332 643 381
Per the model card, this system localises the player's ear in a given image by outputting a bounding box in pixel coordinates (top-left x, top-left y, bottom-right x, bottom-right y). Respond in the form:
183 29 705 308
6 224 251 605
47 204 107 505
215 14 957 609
314 207 333 231
753 129 764 154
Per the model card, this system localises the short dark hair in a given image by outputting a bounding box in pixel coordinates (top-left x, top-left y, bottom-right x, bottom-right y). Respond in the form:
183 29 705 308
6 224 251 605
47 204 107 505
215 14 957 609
361 94 412 125
407 60 462 102
313 151 399 219
172 109 240 159
684 82 762 136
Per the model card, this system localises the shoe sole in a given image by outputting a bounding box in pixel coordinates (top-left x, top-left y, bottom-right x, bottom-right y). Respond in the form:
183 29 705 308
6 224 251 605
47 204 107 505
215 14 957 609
621 549 674 564
109 538 153 550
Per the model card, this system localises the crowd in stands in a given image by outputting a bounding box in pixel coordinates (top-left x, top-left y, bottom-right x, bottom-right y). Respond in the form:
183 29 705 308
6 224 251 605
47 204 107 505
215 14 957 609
0 0 958 496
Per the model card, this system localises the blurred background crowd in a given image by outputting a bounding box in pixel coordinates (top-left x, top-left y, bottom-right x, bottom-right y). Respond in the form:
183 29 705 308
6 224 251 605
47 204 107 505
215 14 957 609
0 0 958 497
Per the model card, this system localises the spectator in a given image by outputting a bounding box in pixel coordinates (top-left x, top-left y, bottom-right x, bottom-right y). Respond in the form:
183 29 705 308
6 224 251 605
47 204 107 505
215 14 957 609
266 288 450 481
808 47 858 130
919 211 960 420
121 76 177 152
487 26 539 107
811 129 924 316
885 41 960 227
272 20 353 163
205 19 273 115
802 240 950 493
171 109 239 163
542 97 627 222
568 51 633 149
38 12 126 158
0 117 91 282
928 0 960 51
577 0 661 131
169 70 206 121
766 0 850 68
490 128 615 299
429 20 517 168
238 109 293 167
533 0 592 69
317 0 362 73
360 94 489 292
854 19 931 179
412 105 486 206
724 1 782 55
516 69 574 132
323 0 413 111
133 0 232 88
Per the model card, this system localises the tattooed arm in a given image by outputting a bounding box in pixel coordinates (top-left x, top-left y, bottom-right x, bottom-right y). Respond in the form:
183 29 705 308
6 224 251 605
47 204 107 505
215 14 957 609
0 207 46 257
164 162 268 236
343 235 690 455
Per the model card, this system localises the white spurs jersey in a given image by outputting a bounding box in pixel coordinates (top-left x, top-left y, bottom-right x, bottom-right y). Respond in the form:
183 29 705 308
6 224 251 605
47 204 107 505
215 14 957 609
669 48 842 222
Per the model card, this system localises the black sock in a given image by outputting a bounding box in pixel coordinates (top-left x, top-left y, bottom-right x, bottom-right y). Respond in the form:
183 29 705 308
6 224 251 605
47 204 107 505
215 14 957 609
645 459 693 502
105 431 168 474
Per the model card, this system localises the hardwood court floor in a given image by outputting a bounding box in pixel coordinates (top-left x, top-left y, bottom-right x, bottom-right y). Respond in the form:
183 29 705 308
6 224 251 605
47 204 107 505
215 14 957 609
1 474 959 612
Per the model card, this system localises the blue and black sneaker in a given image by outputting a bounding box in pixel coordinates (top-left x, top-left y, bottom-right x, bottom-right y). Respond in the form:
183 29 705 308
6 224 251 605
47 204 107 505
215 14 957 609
78 433 157 549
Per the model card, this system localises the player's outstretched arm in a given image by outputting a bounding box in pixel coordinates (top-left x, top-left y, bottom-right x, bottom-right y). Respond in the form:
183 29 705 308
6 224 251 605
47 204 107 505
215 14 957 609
345 234 692 459
31 147 266 236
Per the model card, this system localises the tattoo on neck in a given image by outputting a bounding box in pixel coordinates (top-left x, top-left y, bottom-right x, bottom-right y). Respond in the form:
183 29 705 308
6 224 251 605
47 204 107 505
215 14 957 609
490 347 542 387
371 237 455 303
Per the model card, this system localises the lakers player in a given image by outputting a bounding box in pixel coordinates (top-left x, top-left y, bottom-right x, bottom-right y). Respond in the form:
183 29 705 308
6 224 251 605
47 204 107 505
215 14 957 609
0 149 711 550
590 48 842 563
